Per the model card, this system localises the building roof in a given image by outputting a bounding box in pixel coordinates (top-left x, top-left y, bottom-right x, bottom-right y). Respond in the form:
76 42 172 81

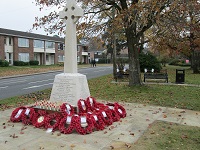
0 28 64 43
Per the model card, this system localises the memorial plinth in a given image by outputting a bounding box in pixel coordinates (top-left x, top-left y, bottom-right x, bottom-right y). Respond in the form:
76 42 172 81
50 73 90 106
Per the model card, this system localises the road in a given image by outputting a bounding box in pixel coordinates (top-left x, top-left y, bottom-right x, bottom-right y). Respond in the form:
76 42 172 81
0 66 113 100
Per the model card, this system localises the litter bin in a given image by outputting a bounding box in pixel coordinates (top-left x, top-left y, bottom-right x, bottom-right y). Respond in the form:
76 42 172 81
176 69 185 83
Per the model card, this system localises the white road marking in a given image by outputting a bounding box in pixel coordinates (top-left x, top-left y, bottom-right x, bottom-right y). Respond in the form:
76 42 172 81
28 79 54 84
0 80 27 85
0 86 8 89
23 83 53 90
93 69 106 72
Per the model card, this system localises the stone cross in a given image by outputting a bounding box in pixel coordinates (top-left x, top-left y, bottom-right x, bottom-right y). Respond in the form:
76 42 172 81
59 0 83 73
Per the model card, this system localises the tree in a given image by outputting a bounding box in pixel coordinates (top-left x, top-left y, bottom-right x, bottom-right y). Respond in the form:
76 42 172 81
148 0 200 72
33 0 181 86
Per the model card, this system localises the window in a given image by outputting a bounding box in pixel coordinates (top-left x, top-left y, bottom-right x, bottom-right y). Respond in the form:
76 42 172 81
77 46 81 52
34 40 44 48
58 55 64 62
9 37 12 45
77 56 80 62
18 38 29 47
58 43 64 50
45 41 55 49
4 37 6 45
46 55 49 61
18 53 29 62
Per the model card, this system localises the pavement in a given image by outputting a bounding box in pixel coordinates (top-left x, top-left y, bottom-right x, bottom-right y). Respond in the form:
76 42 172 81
0 102 200 150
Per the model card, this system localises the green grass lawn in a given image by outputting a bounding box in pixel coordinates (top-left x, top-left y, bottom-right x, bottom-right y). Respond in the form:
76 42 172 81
133 121 200 150
89 74 200 111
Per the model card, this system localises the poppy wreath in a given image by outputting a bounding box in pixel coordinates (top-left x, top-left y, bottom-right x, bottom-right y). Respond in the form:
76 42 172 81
59 115 76 134
114 103 127 118
32 110 47 128
10 106 27 122
77 99 89 114
60 103 74 116
21 107 36 125
45 113 62 131
97 109 113 126
106 103 121 122
74 115 94 135
85 96 97 111
88 112 105 131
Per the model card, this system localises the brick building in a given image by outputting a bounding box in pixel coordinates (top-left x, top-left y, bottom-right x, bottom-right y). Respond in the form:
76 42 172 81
0 28 88 65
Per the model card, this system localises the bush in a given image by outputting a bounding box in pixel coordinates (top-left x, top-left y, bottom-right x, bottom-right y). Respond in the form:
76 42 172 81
13 61 29 66
168 59 180 65
57 62 64 66
168 59 191 66
0 60 9 67
29 60 39 65
139 52 162 72
97 58 111 64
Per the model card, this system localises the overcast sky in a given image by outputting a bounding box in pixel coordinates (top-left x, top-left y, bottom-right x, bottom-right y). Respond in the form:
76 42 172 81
0 0 58 35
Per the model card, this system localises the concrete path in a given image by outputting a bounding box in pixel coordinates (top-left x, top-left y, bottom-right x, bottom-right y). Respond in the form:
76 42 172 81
0 102 199 150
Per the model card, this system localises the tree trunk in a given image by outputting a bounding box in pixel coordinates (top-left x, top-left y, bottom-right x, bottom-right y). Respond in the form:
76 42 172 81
126 27 142 86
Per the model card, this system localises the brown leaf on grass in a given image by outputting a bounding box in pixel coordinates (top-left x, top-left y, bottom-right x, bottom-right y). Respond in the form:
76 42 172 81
130 133 134 136
110 146 114 149
150 131 155 134
180 111 186 113
181 135 188 139
163 114 167 118
70 144 76 148
125 143 131 148
39 146 44 149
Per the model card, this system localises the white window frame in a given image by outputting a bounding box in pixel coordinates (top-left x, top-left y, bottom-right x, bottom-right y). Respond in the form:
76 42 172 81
18 38 29 47
18 53 29 62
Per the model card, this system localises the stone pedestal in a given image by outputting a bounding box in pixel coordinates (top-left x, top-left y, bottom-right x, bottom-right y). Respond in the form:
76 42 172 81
50 73 90 106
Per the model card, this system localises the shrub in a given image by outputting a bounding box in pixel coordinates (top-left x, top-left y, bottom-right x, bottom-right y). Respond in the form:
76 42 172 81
13 61 29 66
168 59 180 65
0 60 9 67
97 58 111 64
139 52 162 72
168 59 191 66
29 60 39 65
57 62 64 66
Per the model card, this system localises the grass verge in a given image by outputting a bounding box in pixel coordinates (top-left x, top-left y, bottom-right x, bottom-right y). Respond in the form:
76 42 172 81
133 121 200 150
1 74 200 111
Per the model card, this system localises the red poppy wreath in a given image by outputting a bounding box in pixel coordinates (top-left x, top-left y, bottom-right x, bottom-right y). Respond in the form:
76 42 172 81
21 107 36 125
32 110 47 128
10 106 27 122
45 113 62 131
74 115 94 135
59 115 76 134
60 103 74 116
77 99 88 114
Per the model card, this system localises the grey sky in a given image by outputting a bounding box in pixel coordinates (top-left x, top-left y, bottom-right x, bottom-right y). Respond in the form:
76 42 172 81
0 0 57 35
